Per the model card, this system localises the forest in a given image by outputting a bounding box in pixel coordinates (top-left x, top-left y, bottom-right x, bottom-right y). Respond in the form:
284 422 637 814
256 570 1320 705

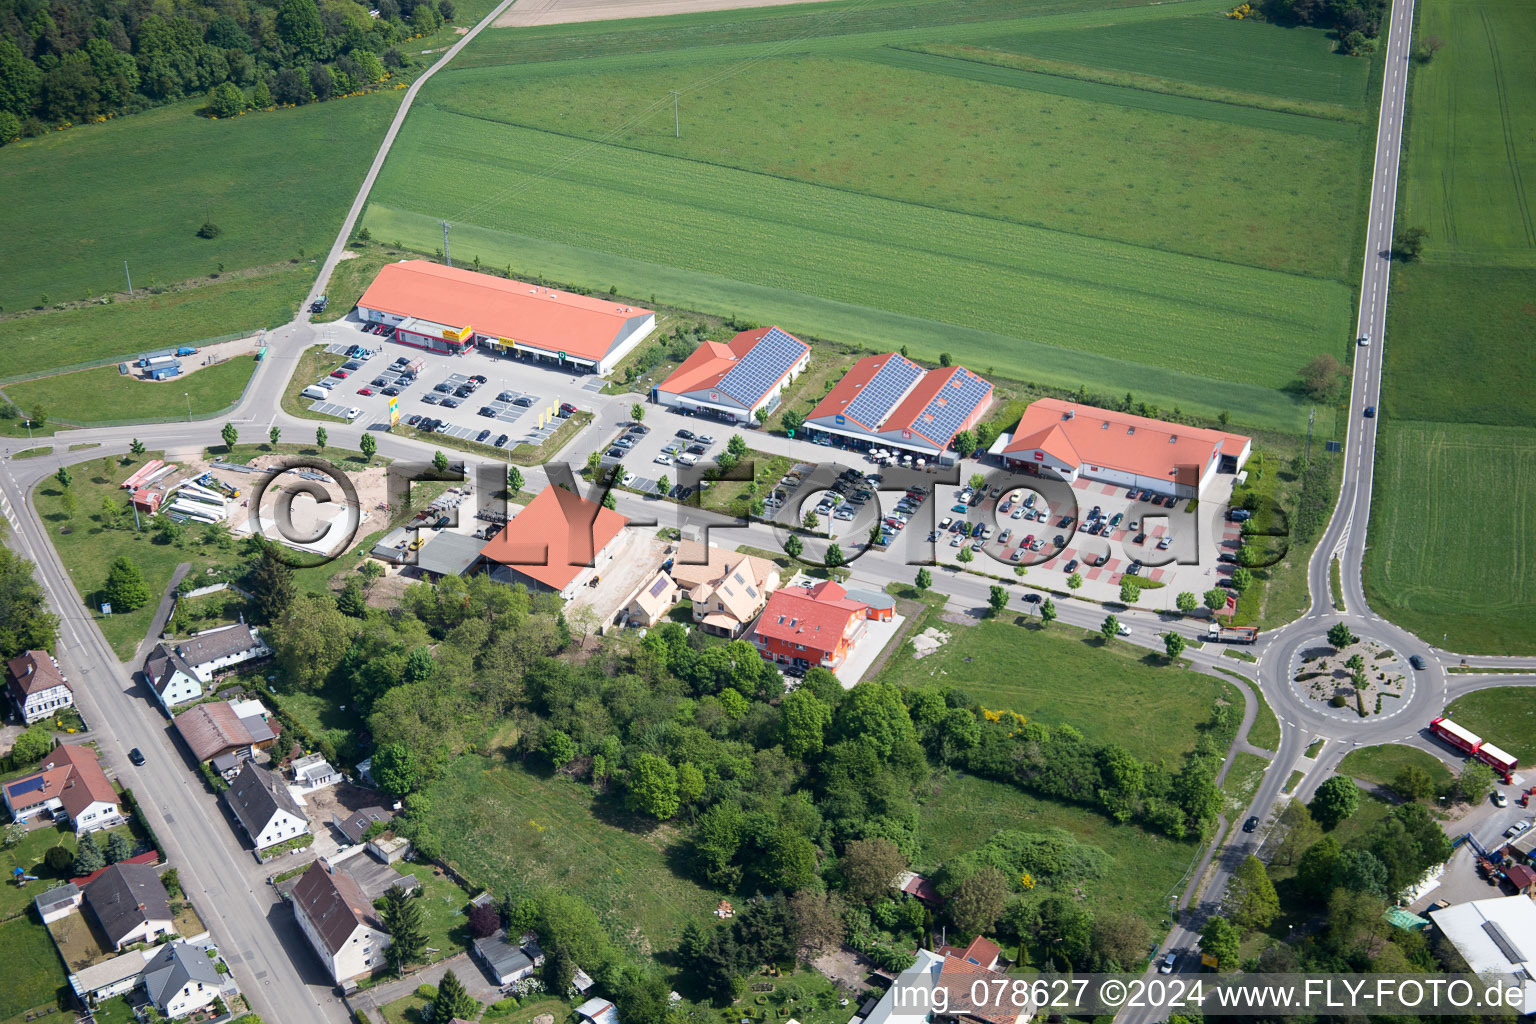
0 0 452 139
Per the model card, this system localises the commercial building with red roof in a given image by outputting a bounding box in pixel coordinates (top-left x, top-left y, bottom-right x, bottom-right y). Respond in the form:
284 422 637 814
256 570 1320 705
356 260 656 375
480 486 631 600
749 580 878 675
654 326 810 424
997 398 1251 499
2 743 124 833
805 353 992 465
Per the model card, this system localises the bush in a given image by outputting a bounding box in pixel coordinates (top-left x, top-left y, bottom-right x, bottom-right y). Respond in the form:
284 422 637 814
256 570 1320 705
416 985 438 1000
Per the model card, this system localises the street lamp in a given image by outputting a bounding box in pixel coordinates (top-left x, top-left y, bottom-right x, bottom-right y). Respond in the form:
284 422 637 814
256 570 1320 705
184 393 191 422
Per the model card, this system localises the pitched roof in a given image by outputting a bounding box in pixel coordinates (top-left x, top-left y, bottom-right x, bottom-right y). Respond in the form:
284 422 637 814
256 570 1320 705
334 806 393 845
224 761 307 837
40 744 120 819
808 354 991 451
142 940 222 1007
752 581 868 654
358 260 653 363
657 326 808 408
879 365 993 449
688 555 769 625
630 571 678 619
474 929 533 979
809 352 925 430
173 624 262 669
938 935 1002 970
479 485 629 591
34 882 80 916
7 650 68 697
83 862 171 948
174 702 255 762
291 862 381 955
1002 398 1252 487
146 645 198 697
670 543 777 593
934 956 1022 1024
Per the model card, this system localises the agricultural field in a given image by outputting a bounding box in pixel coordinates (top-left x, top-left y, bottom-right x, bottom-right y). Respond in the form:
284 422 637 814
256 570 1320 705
1444 689 1536 766
878 615 1232 764
1367 0 1536 654
361 0 1380 434
1338 743 1454 791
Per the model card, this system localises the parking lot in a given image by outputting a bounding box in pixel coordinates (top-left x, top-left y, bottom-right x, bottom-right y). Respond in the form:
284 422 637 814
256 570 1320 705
304 320 601 445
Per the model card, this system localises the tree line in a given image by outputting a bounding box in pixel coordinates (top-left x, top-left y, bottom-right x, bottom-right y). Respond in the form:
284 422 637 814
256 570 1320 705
0 0 457 141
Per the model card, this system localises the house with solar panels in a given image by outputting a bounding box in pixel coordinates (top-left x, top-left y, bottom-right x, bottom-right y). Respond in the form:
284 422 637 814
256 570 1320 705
804 353 993 465
654 327 810 424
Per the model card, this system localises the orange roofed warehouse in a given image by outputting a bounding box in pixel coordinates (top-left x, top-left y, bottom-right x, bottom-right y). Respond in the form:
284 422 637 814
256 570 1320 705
479 486 630 600
997 398 1251 499
356 261 656 376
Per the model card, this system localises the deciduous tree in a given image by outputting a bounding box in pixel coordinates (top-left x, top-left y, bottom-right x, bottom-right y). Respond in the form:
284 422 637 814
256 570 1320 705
1309 775 1360 829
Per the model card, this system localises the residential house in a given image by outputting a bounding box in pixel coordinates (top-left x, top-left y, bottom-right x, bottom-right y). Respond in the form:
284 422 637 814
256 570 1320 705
669 543 779 637
895 871 944 908
937 935 1003 972
35 882 83 923
848 947 1031 1024
2 744 124 833
622 570 679 628
143 646 203 711
292 753 340 790
69 948 155 1005
7 650 73 724
142 941 223 1018
332 807 393 846
228 698 280 750
480 485 630 600
577 997 622 1024
83 862 174 951
223 761 309 852
174 703 256 763
472 929 536 985
143 625 270 711
290 862 391 985
750 580 875 674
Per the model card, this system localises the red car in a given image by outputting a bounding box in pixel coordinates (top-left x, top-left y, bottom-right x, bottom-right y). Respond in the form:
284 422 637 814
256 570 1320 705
330 369 349 379
357 386 374 396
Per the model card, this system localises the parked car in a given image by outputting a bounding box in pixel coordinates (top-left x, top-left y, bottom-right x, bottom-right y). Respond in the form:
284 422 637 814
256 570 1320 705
480 407 498 417
1494 792 1510 808
676 429 696 440
356 386 374 396
345 408 362 421
654 453 675 465
696 435 715 445
497 391 516 403
607 447 626 460
561 402 579 415
1506 821 1530 839
1064 559 1078 573
330 369 349 379
951 504 969 514
514 396 535 407
441 398 461 409
382 387 400 397
406 414 422 427
495 434 509 448
615 437 635 449
476 429 491 442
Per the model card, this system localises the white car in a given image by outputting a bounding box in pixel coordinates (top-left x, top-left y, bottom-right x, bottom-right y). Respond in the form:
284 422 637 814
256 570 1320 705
345 407 362 421
1011 508 1024 519
1160 952 1177 974
1505 820 1530 839
1494 792 1509 808
653 453 674 466
1157 536 1172 550
1116 622 1132 636
939 516 953 530
621 471 636 486
1358 333 1371 346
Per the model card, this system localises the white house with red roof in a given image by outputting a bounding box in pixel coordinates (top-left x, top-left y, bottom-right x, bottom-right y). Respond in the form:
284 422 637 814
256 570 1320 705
356 260 655 375
480 486 631 601
3 744 124 833
654 326 810 424
749 580 877 675
7 650 73 724
805 353 993 465
996 398 1251 499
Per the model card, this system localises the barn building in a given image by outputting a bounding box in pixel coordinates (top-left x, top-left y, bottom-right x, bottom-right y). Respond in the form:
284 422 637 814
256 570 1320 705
654 327 810 424
356 261 655 376
803 353 993 466
995 399 1252 499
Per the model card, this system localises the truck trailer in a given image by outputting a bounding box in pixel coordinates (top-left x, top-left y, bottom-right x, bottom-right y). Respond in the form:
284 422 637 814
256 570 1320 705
1206 624 1258 644
1430 717 1518 783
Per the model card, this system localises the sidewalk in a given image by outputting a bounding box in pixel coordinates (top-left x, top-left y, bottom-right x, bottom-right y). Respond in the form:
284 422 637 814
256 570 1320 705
135 560 192 663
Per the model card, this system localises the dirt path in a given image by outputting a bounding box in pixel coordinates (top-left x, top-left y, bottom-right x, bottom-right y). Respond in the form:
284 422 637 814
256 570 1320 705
495 0 831 28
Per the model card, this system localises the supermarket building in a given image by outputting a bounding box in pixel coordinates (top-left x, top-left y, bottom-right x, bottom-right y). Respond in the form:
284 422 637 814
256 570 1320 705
356 261 656 376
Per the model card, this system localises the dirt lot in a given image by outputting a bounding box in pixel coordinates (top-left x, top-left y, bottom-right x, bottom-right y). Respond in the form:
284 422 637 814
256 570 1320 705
495 0 831 28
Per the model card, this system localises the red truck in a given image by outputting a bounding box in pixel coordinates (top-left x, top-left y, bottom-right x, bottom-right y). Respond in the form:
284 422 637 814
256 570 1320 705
1430 717 1518 783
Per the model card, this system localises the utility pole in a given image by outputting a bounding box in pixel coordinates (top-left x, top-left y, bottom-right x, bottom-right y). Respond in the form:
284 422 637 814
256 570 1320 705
1304 407 1315 467
671 90 680 138
441 221 452 267
124 260 134 299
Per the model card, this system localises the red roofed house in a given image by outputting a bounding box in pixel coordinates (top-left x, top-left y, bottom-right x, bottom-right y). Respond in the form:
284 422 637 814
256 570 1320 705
6 650 74 724
897 870 945 907
938 934 1003 972
805 353 993 466
749 580 876 675
480 486 630 600
356 260 655 376
655 326 810 424
998 398 1251 499
2 743 124 833
934 954 1031 1024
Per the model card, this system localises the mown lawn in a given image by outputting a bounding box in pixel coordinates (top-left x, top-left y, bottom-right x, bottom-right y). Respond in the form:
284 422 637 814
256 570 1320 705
417 755 719 953
393 861 473 964
6 355 258 429
0 916 68 1024
1338 744 1454 791
1444 689 1536 765
483 996 576 1024
918 771 1200 925
878 615 1233 764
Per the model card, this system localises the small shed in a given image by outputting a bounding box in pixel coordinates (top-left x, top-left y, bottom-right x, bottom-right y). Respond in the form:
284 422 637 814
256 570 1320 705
576 998 620 1024
472 929 534 985
291 753 339 789
1509 863 1536 896
34 882 82 923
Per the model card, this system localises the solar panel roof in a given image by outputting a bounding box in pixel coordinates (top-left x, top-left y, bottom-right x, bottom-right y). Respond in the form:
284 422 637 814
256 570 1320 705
648 576 670 598
716 328 807 407
8 775 45 796
843 355 923 428
915 368 991 444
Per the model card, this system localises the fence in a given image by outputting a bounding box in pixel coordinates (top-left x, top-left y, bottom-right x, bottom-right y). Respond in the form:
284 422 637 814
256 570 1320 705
0 328 267 387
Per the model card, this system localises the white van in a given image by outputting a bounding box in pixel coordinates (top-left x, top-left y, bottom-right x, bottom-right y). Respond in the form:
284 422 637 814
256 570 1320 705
301 385 327 400
676 453 699 467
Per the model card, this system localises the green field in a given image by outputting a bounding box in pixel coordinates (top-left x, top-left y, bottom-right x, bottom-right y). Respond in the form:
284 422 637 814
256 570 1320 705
878 617 1231 764
1445 689 1536 765
1367 0 1536 653
417 756 719 952
4 356 258 429
1338 743 1454 790
0 916 68 1024
359 0 1377 434
919 772 1199 924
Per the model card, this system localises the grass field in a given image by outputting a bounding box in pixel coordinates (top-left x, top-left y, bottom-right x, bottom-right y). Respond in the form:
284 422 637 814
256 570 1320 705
1245 680 1281 751
4 356 258 429
0 91 403 315
1221 752 1269 817
1338 743 1454 790
358 0 1376 435
1367 0 1536 654
418 756 719 952
878 616 1232 764
918 771 1199 924
1445 689 1536 765
0 916 68 1024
